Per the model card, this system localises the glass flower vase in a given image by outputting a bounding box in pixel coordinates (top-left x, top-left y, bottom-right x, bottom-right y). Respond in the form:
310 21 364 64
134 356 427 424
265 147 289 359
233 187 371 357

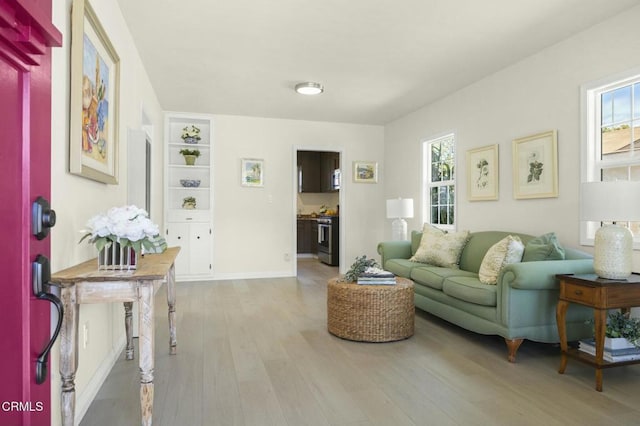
98 242 137 271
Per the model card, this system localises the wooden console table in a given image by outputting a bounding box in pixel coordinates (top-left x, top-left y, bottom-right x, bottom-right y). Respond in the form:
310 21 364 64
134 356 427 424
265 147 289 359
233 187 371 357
556 273 640 392
50 247 180 426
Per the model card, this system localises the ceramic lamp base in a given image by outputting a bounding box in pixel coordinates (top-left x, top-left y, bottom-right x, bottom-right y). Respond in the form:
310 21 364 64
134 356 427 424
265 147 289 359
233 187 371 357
594 224 632 279
391 218 408 241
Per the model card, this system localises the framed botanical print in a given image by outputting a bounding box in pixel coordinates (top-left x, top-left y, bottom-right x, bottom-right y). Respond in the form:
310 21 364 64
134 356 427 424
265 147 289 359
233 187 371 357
69 0 120 184
512 130 558 199
466 144 499 201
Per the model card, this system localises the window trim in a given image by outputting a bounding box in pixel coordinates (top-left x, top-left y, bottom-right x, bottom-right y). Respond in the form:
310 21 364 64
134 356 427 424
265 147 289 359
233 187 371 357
580 68 640 247
422 132 456 231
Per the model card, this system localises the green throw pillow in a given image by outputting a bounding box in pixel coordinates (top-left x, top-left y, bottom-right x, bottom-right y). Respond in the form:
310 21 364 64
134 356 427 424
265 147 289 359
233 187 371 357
522 232 565 262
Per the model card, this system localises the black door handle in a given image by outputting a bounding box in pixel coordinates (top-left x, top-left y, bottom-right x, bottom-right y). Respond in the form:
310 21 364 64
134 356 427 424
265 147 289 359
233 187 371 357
32 196 56 240
32 255 63 385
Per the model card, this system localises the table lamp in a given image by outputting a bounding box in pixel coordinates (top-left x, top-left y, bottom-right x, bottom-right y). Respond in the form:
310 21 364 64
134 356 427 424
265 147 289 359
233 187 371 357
386 198 414 241
580 181 640 279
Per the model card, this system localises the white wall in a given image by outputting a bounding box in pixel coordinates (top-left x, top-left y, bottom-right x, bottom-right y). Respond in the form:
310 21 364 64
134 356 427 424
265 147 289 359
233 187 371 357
384 5 640 271
50 0 164 424
211 115 385 278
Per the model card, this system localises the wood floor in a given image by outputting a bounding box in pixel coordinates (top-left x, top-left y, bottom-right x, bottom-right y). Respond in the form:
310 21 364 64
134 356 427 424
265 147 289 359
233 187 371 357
80 259 640 426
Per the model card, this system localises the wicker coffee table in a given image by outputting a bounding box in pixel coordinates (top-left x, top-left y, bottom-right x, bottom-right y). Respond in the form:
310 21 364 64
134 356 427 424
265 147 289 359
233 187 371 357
327 276 414 342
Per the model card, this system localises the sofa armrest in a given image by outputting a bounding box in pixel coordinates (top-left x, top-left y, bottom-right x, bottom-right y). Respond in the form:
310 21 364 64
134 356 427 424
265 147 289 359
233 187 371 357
377 241 412 268
499 259 595 290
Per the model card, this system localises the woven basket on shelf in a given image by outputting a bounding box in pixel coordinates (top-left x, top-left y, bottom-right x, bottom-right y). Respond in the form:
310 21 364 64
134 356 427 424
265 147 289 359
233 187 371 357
327 277 414 342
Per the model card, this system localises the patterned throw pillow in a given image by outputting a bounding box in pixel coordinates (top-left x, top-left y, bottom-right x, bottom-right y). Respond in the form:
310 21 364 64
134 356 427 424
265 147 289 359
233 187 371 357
410 224 470 269
479 235 525 285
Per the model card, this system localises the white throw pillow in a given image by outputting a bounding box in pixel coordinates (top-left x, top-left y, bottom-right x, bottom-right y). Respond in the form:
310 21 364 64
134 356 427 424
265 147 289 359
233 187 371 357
410 224 470 269
479 235 525 285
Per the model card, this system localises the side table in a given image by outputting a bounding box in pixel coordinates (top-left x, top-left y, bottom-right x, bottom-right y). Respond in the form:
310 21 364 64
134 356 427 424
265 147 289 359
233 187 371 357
556 273 640 391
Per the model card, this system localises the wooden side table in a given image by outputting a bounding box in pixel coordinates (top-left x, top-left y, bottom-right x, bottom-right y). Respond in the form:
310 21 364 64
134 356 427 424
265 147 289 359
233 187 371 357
51 247 180 426
556 273 640 391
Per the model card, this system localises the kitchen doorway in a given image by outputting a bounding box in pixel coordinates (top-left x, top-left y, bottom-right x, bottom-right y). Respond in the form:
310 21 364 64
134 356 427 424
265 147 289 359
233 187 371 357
294 148 344 276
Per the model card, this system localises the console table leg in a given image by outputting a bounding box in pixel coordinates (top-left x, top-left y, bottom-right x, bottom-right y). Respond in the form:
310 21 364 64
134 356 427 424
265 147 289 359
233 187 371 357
124 301 134 360
139 281 155 425
594 308 607 392
167 264 177 355
59 286 79 426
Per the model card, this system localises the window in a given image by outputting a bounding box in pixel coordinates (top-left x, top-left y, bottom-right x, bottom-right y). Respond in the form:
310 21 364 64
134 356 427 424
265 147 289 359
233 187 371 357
423 134 455 229
581 72 640 245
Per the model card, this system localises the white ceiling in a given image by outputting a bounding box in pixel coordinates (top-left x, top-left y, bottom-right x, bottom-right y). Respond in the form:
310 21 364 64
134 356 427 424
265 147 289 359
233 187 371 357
116 0 639 125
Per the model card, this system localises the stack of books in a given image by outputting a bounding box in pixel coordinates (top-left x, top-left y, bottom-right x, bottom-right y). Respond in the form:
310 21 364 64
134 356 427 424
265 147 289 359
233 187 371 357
578 338 640 362
357 267 396 285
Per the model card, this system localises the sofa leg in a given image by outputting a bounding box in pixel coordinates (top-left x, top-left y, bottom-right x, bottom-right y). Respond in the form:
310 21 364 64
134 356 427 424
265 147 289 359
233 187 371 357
505 338 523 363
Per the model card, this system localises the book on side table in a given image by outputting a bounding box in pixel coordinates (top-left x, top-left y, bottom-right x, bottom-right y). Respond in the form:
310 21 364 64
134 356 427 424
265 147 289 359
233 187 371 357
578 339 640 362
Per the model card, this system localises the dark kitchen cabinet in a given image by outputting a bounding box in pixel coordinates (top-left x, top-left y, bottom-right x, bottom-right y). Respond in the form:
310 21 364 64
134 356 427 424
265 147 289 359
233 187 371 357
297 150 340 193
297 219 318 254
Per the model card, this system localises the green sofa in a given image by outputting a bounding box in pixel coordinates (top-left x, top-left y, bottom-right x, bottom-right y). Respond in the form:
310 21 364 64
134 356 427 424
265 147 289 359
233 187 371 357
377 230 595 362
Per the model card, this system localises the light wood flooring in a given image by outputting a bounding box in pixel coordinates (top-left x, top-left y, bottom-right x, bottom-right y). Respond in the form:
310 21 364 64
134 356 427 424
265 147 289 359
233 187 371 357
80 259 640 425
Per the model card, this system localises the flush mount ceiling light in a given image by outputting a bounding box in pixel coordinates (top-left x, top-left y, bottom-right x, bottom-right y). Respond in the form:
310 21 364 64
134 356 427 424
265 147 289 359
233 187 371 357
295 82 323 95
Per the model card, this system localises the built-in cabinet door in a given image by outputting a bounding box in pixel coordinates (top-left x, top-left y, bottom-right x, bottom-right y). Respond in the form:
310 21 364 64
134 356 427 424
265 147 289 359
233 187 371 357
189 223 211 275
166 222 190 275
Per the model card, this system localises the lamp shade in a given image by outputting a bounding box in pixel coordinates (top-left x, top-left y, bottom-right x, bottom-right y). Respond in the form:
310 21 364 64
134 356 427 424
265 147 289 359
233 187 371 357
580 181 640 222
386 198 414 219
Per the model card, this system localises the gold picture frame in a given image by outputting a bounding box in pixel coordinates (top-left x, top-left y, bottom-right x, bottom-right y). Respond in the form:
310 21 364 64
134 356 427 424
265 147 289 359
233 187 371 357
69 0 120 184
466 144 499 201
512 130 558 199
353 161 378 183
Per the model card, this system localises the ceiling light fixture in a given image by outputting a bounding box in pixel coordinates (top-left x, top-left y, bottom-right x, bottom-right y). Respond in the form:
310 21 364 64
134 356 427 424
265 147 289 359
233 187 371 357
295 82 323 95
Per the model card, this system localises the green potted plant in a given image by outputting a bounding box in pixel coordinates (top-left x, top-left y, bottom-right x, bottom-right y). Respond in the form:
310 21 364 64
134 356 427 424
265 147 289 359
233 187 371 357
603 311 640 348
182 196 196 209
181 125 201 144
342 255 380 282
179 148 200 165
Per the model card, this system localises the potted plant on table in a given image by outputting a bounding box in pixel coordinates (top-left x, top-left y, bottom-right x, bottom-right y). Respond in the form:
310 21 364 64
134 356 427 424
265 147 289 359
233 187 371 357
603 311 640 348
181 125 201 144
179 148 200 165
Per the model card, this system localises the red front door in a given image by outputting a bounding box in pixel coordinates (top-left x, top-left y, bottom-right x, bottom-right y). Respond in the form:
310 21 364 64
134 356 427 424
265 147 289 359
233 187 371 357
0 1 61 425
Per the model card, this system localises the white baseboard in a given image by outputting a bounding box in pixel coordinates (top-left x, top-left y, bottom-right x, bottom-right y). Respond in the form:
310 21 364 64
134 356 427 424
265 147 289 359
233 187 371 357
75 335 126 424
210 270 294 280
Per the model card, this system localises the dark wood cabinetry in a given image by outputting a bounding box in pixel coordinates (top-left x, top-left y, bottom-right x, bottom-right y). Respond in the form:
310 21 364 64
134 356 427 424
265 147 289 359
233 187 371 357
297 151 340 193
297 219 318 253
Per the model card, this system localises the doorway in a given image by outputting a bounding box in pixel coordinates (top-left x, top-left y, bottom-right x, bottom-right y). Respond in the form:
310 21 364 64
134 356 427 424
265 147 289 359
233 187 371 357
294 149 344 276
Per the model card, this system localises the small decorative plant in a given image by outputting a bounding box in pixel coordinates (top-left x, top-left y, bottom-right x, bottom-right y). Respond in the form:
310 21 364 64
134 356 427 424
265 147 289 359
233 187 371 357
182 196 197 209
343 255 380 282
179 148 200 157
181 125 201 141
588 311 640 347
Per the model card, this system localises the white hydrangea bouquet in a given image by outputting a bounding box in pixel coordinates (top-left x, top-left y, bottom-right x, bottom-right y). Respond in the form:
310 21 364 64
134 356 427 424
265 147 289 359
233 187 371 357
181 124 201 141
79 205 159 254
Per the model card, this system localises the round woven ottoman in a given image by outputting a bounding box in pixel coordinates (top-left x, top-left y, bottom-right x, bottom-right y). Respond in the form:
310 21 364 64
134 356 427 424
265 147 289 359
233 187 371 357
327 277 415 342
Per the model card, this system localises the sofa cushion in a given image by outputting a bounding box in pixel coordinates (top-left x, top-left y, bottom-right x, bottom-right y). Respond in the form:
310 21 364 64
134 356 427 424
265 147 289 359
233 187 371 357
410 224 470 269
411 266 478 290
442 276 497 307
384 258 418 278
478 235 525 285
522 232 565 261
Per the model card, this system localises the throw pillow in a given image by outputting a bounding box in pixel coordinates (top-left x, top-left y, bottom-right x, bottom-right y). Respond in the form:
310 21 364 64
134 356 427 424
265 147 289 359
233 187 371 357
522 232 565 262
410 224 470 269
479 235 525 285
410 223 445 263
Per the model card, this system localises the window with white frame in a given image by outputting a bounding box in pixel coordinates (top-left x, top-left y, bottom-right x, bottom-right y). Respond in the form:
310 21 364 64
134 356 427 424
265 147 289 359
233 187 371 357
423 134 455 229
581 72 640 246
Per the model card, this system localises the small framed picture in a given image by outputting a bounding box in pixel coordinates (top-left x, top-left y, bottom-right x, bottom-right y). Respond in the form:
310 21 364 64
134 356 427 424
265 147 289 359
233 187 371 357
466 144 499 201
512 130 558 199
353 161 378 183
241 158 264 187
